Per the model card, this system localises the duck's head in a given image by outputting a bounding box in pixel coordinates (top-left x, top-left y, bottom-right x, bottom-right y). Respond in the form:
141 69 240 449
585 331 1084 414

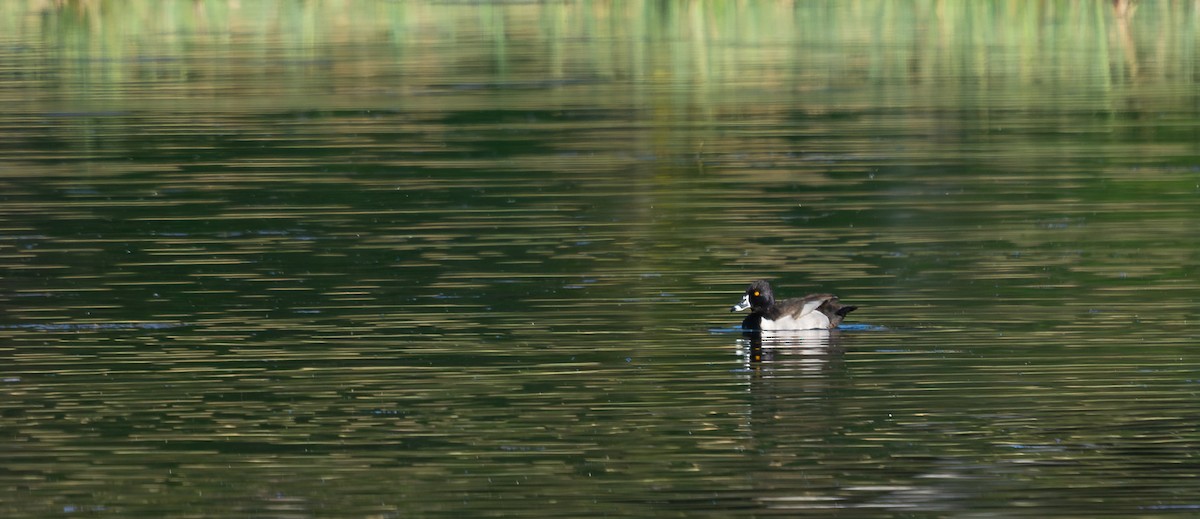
730 279 774 313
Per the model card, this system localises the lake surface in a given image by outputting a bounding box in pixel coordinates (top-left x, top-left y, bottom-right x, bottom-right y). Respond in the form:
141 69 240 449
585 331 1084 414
3 1 1200 516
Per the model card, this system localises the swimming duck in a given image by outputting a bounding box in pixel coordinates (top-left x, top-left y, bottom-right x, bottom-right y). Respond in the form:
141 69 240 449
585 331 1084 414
730 279 857 331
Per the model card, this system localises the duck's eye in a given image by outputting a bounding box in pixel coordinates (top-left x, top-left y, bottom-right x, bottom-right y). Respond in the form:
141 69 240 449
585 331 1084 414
752 291 760 297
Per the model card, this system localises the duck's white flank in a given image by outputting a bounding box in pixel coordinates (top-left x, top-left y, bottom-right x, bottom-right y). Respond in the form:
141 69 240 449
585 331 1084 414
759 300 832 331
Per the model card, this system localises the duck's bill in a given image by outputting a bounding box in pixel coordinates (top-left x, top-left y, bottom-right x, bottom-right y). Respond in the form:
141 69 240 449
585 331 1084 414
730 294 751 312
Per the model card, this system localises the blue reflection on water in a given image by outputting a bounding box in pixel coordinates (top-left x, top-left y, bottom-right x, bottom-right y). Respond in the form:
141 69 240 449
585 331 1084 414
0 322 189 331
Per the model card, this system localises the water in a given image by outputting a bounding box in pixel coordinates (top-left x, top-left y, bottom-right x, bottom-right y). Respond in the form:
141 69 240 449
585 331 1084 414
3 1 1200 516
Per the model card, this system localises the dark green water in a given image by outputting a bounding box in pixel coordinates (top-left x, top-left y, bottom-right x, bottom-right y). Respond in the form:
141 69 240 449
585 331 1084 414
3 1 1200 516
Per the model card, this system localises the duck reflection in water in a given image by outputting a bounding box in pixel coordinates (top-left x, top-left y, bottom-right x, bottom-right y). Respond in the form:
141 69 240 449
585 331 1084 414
738 328 843 374
728 280 860 374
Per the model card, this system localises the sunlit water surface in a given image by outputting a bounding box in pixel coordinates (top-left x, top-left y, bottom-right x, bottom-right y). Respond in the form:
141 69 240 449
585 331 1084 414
3 1 1200 517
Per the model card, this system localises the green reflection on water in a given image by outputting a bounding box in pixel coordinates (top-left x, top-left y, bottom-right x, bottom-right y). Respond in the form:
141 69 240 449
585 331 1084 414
2 1 1200 517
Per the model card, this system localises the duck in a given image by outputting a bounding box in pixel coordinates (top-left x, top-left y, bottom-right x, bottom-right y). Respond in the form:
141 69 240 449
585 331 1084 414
730 279 857 331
